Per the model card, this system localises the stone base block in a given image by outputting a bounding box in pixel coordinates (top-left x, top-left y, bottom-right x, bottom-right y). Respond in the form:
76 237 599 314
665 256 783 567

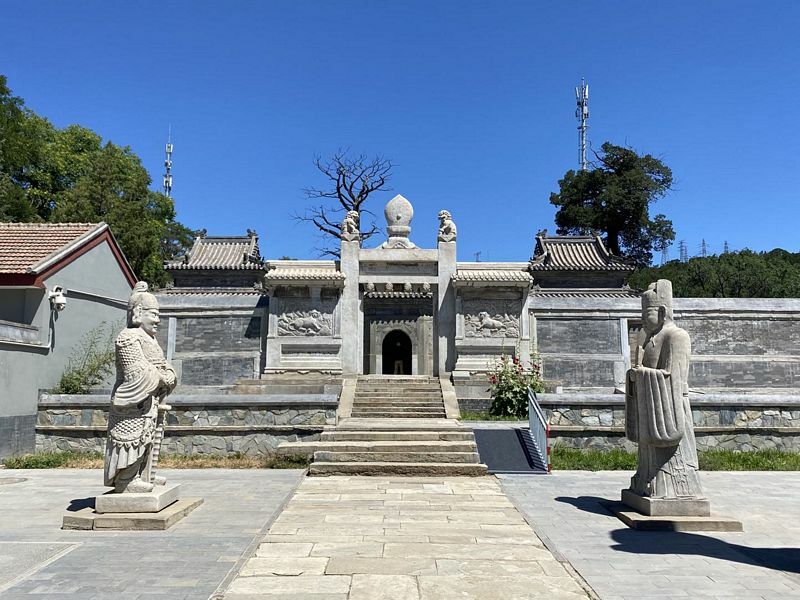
621 489 710 517
95 483 181 514
62 498 203 531
607 501 743 532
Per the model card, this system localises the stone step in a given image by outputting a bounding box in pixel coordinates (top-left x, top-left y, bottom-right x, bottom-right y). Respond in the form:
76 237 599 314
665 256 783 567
350 410 447 419
279 440 478 455
352 402 445 409
354 389 442 395
321 431 474 442
352 398 444 404
333 418 469 430
309 461 489 476
314 451 482 464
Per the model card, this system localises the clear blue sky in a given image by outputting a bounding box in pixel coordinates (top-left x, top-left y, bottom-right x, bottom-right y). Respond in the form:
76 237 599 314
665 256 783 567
4 1 798 261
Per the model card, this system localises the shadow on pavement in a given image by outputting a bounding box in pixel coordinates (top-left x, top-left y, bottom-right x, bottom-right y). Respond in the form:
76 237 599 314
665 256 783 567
555 495 615 517
610 528 800 574
66 497 95 512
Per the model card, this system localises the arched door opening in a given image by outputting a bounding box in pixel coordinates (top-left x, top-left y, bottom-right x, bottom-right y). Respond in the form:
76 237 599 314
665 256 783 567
382 330 412 375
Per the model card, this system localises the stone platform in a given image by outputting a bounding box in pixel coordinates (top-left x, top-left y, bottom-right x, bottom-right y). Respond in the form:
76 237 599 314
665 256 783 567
613 489 742 531
62 483 203 530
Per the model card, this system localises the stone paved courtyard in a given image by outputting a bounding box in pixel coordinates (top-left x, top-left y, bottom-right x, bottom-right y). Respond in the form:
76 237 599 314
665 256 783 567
1 469 799 599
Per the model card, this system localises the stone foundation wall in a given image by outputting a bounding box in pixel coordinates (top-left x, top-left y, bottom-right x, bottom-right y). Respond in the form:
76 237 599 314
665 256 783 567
463 392 800 452
35 393 336 456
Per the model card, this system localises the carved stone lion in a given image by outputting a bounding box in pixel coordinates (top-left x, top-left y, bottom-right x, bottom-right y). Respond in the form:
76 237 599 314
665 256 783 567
438 210 457 242
340 210 360 241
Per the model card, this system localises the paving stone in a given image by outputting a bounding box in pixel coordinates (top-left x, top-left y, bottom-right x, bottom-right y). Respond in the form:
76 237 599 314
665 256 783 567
349 574 420 599
325 557 436 575
254 542 313 557
226 574 352 595
239 557 328 576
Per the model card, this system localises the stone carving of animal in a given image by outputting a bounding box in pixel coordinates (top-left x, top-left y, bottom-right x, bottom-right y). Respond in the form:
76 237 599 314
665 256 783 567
281 310 331 335
477 311 505 335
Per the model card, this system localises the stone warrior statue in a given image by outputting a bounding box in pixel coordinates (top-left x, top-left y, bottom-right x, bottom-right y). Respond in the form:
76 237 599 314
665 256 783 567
625 279 704 503
104 282 176 494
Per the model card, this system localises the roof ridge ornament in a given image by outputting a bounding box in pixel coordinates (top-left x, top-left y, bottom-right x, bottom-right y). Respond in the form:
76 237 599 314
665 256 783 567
380 195 416 249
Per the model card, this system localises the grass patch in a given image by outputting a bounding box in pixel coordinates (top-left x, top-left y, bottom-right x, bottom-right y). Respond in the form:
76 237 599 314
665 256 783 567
2 451 310 470
699 448 800 471
460 411 524 422
551 447 800 471
551 447 637 471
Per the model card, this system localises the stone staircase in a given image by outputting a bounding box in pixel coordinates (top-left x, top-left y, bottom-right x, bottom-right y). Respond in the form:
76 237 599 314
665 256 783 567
278 376 488 476
351 376 447 419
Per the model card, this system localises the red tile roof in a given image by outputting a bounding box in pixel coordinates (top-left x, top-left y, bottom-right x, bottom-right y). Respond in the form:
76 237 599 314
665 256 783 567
0 222 105 274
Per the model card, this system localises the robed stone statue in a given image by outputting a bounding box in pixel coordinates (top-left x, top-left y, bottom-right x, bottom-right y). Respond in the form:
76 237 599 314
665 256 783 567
104 282 176 494
624 279 706 512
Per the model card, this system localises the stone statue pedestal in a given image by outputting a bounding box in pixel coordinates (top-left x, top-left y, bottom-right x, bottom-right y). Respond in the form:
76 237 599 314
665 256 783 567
621 489 710 517
62 484 202 531
611 489 741 532
95 483 182 514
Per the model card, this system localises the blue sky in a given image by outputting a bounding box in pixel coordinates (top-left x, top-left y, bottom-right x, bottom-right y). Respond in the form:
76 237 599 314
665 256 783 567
4 1 798 261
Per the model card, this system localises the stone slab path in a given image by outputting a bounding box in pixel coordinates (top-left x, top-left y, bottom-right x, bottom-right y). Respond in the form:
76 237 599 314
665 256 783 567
222 476 591 599
500 471 800 600
0 469 304 600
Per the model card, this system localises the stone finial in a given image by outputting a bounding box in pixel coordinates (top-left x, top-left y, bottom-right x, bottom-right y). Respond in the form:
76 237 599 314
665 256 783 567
437 210 457 242
365 282 376 293
380 195 417 249
340 210 360 241
403 282 413 293
422 282 431 293
385 282 394 292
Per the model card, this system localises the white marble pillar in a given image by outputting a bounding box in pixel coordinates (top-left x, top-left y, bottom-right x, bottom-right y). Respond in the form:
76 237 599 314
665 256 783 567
340 239 361 375
437 240 457 376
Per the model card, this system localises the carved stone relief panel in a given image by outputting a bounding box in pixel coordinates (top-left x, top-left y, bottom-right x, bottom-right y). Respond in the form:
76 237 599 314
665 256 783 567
278 298 335 336
462 299 521 338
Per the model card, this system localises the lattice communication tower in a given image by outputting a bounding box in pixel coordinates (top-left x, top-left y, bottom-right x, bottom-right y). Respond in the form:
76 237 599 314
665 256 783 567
163 127 173 198
575 79 590 170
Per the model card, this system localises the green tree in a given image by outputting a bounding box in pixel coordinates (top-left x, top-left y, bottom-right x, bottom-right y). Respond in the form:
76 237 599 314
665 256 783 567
630 249 800 297
549 142 674 267
0 75 194 286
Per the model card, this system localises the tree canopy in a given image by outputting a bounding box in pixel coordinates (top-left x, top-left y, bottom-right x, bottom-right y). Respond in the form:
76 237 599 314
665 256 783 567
630 249 800 298
549 142 674 268
295 150 393 257
0 75 193 286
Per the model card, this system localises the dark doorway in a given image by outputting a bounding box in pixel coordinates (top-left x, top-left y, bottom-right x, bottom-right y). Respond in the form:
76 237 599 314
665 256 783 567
382 330 412 375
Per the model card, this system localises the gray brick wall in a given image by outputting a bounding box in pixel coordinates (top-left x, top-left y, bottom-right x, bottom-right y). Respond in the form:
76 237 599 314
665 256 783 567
181 356 255 385
175 316 261 353
541 357 620 387
690 359 800 388
537 319 620 354
0 414 36 457
682 318 800 356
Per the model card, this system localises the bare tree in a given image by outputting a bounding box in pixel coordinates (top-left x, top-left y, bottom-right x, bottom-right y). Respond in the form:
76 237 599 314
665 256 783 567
295 150 393 257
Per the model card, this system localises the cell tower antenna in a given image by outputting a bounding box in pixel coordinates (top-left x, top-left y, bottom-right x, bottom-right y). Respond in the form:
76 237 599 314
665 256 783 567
575 78 590 170
163 126 173 198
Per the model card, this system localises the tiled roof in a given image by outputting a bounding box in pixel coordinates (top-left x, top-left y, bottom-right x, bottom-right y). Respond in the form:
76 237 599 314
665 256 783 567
530 287 640 298
167 232 264 270
0 222 105 274
264 268 346 282
529 234 634 272
452 264 533 287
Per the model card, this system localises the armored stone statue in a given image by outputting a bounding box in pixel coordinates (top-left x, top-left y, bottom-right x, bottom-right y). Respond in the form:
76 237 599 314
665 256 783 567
104 282 176 494
437 210 457 242
625 279 704 505
340 210 360 241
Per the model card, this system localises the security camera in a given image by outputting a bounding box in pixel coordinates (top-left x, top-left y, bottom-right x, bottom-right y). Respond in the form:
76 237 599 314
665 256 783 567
49 286 67 311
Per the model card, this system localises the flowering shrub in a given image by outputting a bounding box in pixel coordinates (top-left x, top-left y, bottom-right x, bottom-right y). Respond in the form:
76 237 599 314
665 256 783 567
487 354 544 418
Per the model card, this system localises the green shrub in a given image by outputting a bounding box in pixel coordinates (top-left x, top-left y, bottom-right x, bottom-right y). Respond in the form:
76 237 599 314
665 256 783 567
487 354 544 419
52 322 119 394
3 451 103 468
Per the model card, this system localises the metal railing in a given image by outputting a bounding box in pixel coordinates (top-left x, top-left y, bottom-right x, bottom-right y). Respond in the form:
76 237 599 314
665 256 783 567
527 387 550 472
